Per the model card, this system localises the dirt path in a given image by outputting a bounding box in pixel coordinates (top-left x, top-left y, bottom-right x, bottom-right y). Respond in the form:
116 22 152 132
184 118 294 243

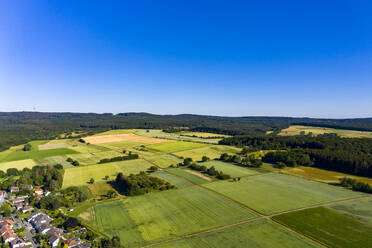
184 169 212 181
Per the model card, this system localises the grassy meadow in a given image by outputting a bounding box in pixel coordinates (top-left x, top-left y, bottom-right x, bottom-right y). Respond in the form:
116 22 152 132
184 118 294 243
89 186 257 247
146 141 210 153
62 159 153 188
166 168 211 184
273 207 372 248
205 173 364 214
199 160 259 177
153 219 321 248
173 145 241 161
279 125 372 138
152 171 193 189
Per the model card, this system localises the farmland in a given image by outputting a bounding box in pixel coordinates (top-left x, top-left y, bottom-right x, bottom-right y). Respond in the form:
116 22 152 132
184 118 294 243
153 220 321 248
86 186 257 247
62 159 153 188
198 160 259 177
273 207 372 248
1 127 372 248
204 173 364 214
146 141 209 153
279 125 372 138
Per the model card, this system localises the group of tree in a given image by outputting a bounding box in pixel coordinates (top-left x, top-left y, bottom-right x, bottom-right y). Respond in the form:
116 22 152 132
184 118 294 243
98 154 139 164
339 177 372 194
188 163 231 180
0 165 63 192
220 135 372 177
114 171 175 196
67 157 80 166
22 143 32 151
219 153 263 168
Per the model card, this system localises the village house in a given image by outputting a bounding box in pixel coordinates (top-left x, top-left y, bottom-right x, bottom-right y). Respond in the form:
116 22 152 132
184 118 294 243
22 205 34 213
0 190 5 201
9 238 32 248
10 186 19 193
22 184 33 190
15 203 23 211
34 188 43 197
0 218 17 244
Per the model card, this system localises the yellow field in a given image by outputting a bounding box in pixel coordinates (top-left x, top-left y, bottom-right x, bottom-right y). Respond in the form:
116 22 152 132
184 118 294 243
83 133 172 145
93 129 139 136
180 131 228 138
279 125 372 138
38 140 72 150
88 182 116 198
281 166 372 185
0 159 37 171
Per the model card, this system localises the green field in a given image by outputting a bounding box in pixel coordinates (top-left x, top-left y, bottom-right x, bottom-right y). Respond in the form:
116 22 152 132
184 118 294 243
152 171 193 189
62 159 153 188
327 197 372 224
136 130 222 144
88 182 117 198
205 173 364 214
68 143 111 153
173 145 241 161
166 168 210 184
0 147 78 162
93 129 139 135
35 155 73 168
147 141 210 153
199 160 259 177
273 207 372 248
145 154 182 168
89 186 257 247
67 150 123 166
154 219 321 248
279 125 372 138
0 159 37 171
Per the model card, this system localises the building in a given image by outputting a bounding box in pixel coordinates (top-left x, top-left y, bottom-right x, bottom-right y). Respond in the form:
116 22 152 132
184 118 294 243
2 230 16 243
15 203 24 211
22 184 33 190
34 188 43 196
22 206 34 213
9 238 32 248
48 234 60 248
0 190 5 201
10 187 19 193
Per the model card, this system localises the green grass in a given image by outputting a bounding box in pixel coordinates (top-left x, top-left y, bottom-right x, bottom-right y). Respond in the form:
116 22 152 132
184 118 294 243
88 182 116 198
68 143 111 153
62 159 153 188
35 155 73 168
279 125 372 138
273 207 372 248
136 130 222 144
0 159 37 171
90 186 257 247
154 219 321 248
95 201 145 247
166 168 210 184
0 148 79 162
152 171 193 189
147 141 210 153
94 129 139 135
100 141 159 157
205 173 364 214
199 160 260 177
173 145 241 161
327 197 372 224
67 150 123 166
145 154 182 168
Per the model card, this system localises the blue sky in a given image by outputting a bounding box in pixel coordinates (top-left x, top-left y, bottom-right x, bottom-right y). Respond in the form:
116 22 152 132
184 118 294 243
1 1 371 117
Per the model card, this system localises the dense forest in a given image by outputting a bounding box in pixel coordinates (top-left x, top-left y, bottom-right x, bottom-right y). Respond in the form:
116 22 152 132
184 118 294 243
1 111 372 152
220 135 372 177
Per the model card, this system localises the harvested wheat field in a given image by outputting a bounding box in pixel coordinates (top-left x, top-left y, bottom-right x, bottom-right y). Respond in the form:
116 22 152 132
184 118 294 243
83 133 173 145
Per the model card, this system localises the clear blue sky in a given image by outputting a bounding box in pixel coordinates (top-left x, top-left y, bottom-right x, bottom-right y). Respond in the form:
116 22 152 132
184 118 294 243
1 1 371 117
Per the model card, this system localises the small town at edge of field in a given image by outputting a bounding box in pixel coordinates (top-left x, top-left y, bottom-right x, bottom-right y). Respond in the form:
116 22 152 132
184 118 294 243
0 126 372 248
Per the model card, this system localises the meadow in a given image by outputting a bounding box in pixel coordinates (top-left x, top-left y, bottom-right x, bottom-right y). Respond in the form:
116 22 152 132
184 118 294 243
135 130 222 144
273 207 372 248
205 173 364 214
66 150 124 166
152 171 193 189
0 159 37 171
145 154 182 168
90 186 257 247
327 197 372 224
146 141 209 153
0 147 78 162
173 145 241 161
199 160 259 177
153 219 321 248
279 125 372 138
83 133 171 145
62 159 153 188
166 168 211 184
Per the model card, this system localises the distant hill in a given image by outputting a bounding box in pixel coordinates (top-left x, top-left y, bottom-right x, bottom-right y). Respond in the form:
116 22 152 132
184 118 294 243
0 111 372 151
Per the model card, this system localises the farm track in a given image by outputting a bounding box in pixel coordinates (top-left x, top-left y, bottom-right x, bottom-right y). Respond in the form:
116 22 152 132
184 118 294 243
140 168 372 248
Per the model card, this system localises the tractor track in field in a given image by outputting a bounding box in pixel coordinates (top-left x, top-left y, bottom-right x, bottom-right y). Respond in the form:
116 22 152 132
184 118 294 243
140 192 371 248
